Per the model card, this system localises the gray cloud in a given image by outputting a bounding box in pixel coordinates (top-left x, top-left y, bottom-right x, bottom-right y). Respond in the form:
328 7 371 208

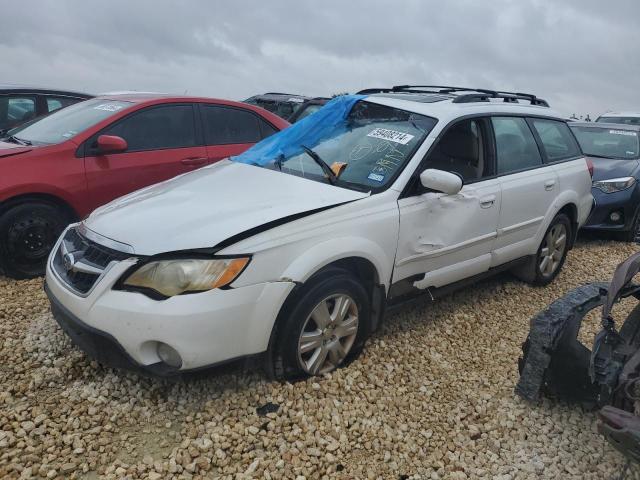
2 0 638 117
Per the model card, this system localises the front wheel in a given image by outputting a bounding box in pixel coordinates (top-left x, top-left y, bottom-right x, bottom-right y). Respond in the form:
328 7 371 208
269 269 371 380
512 213 571 286
0 202 71 279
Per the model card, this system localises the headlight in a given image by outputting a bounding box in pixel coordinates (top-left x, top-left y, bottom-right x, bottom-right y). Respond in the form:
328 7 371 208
592 177 636 194
123 257 250 297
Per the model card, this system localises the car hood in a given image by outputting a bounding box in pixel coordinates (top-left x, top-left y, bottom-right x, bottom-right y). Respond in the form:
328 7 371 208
590 156 640 181
0 141 32 157
85 160 369 255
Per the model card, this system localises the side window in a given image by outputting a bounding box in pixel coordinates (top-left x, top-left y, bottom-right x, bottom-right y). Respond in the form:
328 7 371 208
259 119 277 139
492 117 542 174
530 118 581 161
425 118 489 182
46 96 80 113
201 105 262 144
0 96 36 130
103 105 196 152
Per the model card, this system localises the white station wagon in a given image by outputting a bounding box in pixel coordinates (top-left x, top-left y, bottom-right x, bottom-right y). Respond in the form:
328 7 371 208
45 86 594 379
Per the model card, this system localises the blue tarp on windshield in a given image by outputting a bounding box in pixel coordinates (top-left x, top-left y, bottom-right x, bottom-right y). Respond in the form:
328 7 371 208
232 94 366 166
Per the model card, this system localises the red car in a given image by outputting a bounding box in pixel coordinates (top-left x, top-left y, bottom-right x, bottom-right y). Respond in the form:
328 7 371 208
0 94 289 278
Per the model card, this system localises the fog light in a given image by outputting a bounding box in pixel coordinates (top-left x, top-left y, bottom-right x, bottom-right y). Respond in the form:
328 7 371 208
157 343 182 368
610 211 622 223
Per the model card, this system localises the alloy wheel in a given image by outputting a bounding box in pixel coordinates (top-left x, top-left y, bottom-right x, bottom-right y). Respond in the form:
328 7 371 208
297 294 359 375
539 223 567 278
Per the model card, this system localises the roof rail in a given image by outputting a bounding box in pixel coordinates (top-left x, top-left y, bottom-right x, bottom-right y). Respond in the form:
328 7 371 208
357 85 549 107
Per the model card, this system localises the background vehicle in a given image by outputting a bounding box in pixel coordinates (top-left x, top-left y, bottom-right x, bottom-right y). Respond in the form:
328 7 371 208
0 85 92 134
570 122 640 241
244 92 309 120
287 97 329 123
45 87 593 380
596 112 640 125
0 94 288 278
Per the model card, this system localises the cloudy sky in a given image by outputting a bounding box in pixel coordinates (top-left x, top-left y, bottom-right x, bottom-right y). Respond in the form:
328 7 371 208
2 0 638 117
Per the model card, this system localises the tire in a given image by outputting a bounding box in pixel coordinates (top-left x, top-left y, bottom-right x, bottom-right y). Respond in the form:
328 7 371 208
0 202 71 279
512 213 571 286
268 268 371 381
622 209 640 243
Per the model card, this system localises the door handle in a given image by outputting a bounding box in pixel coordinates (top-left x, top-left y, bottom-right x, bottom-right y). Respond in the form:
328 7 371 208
479 195 496 208
544 180 556 191
181 157 208 166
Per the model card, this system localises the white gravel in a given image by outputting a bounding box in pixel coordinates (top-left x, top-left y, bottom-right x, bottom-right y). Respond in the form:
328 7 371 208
1 238 640 479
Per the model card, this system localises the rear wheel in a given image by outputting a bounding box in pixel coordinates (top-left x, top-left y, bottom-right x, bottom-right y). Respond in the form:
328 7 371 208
0 202 71 279
512 213 571 286
269 269 371 381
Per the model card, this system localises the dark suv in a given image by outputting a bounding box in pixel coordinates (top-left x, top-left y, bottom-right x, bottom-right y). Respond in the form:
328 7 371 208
244 92 309 121
0 85 92 134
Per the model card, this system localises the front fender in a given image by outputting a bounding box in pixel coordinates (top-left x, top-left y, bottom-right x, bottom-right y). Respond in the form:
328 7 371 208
280 236 393 290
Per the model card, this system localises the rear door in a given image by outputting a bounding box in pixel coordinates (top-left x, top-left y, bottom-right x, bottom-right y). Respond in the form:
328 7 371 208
199 104 278 163
491 116 559 265
84 103 207 210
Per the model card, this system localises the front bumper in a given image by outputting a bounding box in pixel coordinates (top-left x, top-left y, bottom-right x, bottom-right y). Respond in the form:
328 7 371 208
583 186 638 232
45 255 295 374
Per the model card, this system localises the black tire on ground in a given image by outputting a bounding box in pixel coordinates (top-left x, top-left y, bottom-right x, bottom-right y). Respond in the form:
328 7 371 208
512 213 572 286
622 209 640 243
268 268 371 381
0 202 72 279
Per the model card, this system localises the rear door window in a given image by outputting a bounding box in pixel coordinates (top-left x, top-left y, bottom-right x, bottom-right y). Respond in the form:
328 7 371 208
530 118 581 161
201 105 263 144
103 104 197 151
0 96 36 130
492 117 542 174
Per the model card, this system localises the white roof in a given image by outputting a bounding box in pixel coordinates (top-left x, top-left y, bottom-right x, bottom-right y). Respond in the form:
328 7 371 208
365 94 564 125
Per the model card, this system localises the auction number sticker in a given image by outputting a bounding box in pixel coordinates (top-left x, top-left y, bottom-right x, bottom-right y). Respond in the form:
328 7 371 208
94 104 124 112
610 130 637 136
367 128 415 145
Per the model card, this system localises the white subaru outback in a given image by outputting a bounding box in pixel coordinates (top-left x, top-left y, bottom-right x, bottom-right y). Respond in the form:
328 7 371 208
45 86 594 379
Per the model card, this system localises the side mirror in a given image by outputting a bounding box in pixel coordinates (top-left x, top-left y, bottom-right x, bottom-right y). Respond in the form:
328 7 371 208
96 135 127 154
420 169 463 195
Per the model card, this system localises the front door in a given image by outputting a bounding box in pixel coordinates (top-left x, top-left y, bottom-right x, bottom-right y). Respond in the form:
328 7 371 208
394 117 501 289
84 103 207 210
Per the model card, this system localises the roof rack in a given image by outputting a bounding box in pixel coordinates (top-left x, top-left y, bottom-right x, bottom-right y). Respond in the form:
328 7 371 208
357 85 549 107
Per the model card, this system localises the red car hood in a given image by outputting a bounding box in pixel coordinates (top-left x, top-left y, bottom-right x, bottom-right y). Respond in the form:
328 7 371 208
0 141 33 157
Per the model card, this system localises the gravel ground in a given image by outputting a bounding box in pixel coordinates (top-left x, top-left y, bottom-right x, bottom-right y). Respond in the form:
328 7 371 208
1 239 640 480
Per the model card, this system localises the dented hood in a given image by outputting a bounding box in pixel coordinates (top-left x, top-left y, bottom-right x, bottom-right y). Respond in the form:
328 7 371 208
85 160 369 255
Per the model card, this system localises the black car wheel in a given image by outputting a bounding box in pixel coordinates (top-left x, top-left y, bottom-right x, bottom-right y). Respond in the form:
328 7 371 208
0 202 71 279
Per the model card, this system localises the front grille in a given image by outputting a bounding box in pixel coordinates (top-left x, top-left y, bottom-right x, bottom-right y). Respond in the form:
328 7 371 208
52 227 131 295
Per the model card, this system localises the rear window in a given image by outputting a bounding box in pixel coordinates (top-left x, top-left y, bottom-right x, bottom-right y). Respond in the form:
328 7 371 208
0 96 36 131
530 118 581 161
492 117 542 174
570 125 639 159
201 105 264 144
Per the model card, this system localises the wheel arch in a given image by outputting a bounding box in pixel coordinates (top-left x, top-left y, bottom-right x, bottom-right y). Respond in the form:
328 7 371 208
0 192 79 221
556 202 578 249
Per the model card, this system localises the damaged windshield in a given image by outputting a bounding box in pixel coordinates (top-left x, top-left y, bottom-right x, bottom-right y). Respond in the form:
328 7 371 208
233 96 437 191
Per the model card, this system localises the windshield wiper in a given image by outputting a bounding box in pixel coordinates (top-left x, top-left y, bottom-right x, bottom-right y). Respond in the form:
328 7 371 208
301 145 337 185
4 135 31 146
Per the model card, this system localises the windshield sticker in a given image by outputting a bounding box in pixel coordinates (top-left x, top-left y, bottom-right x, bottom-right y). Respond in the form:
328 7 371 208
288 97 305 103
609 129 637 136
367 172 385 182
94 104 124 112
367 128 415 145
61 131 77 138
